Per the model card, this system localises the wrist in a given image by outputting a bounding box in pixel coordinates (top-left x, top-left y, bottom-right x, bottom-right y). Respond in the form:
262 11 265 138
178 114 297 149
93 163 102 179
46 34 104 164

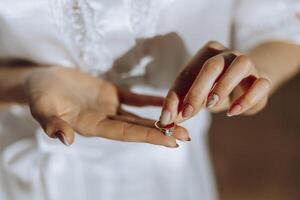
0 64 47 104
249 41 300 94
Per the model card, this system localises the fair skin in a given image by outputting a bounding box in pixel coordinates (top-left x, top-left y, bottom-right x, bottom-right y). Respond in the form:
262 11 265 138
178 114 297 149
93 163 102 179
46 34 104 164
0 41 299 147
159 41 300 126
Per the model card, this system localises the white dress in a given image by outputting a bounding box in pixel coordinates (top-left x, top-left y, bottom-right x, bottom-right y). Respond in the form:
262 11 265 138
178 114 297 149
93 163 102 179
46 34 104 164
0 0 299 200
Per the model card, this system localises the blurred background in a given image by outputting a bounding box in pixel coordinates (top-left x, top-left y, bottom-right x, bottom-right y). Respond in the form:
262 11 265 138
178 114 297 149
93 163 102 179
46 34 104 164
209 75 300 200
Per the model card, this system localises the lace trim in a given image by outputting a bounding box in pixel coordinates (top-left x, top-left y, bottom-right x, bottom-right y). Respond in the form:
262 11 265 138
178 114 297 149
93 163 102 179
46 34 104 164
51 0 112 74
50 0 173 74
125 0 159 38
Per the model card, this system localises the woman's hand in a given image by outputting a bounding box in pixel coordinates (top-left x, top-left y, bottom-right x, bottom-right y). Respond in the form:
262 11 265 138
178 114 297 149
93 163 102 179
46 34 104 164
159 41 271 126
25 67 189 147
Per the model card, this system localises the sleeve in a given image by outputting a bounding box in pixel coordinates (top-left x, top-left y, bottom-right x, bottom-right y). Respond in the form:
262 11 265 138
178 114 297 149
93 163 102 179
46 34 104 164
234 0 300 51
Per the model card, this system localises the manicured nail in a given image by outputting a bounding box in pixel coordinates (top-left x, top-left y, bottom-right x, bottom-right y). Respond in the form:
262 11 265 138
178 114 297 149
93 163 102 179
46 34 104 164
160 110 171 126
178 137 191 142
165 143 179 148
207 93 219 108
55 130 69 146
227 104 242 117
173 143 179 148
182 104 194 119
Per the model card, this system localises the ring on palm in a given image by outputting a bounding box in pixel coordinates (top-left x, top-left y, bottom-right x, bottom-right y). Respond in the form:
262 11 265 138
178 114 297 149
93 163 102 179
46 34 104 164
154 121 174 136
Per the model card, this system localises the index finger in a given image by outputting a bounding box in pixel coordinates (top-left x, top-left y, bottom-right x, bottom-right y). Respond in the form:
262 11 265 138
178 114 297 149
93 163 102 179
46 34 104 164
159 41 227 125
89 119 188 148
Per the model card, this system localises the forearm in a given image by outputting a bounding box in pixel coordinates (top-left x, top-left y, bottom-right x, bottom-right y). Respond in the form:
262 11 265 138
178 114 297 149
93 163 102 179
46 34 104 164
248 41 300 93
0 61 42 104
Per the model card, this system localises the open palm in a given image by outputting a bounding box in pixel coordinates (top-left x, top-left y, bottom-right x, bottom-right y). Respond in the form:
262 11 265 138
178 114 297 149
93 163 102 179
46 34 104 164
25 67 189 147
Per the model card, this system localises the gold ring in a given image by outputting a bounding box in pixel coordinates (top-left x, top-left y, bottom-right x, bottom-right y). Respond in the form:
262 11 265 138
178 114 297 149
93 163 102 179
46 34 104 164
154 121 174 136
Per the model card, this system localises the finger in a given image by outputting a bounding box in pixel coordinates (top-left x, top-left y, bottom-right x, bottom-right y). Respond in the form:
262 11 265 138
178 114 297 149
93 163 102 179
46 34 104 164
94 119 183 148
179 52 236 122
160 41 227 125
244 96 268 115
180 55 225 120
111 114 190 141
29 96 75 146
40 116 74 146
73 111 185 147
207 55 253 109
208 96 230 113
118 88 164 107
227 77 271 117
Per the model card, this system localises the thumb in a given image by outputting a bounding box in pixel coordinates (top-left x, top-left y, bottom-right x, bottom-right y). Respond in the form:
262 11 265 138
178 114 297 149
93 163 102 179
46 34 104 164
118 88 164 107
27 92 75 146
39 116 75 146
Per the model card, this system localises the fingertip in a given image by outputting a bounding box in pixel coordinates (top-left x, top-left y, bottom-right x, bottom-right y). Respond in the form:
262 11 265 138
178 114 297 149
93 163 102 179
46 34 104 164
54 130 71 146
164 140 179 148
171 143 180 148
258 77 272 93
160 90 180 124
173 126 190 141
227 103 242 117
159 109 171 126
44 116 75 146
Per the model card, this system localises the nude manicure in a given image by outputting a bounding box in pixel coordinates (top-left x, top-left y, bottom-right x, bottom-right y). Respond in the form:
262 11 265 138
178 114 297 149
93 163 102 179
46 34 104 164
55 131 70 146
227 104 242 117
207 93 219 108
160 110 171 126
169 143 179 148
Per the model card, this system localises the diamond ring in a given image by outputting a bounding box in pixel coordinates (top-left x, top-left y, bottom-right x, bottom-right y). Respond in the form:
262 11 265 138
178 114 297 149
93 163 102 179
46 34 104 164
154 121 174 136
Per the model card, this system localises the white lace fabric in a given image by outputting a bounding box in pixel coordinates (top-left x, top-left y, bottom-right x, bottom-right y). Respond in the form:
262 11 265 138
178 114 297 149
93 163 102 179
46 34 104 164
50 0 174 74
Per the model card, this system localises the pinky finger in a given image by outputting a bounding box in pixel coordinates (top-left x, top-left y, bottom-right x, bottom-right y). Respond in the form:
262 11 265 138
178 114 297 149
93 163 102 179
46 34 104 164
227 78 271 117
244 96 268 115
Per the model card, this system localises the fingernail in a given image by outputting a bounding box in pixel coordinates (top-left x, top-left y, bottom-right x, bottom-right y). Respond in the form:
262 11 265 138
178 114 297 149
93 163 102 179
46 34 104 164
178 137 191 142
55 131 70 146
207 93 219 108
160 110 171 126
166 143 179 148
227 104 242 117
182 104 194 119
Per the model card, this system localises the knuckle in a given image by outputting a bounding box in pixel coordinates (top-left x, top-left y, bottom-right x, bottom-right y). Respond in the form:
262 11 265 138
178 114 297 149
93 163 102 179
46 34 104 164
231 50 243 56
204 58 223 73
215 82 230 96
187 92 203 108
236 55 253 71
259 78 271 91
206 40 225 50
